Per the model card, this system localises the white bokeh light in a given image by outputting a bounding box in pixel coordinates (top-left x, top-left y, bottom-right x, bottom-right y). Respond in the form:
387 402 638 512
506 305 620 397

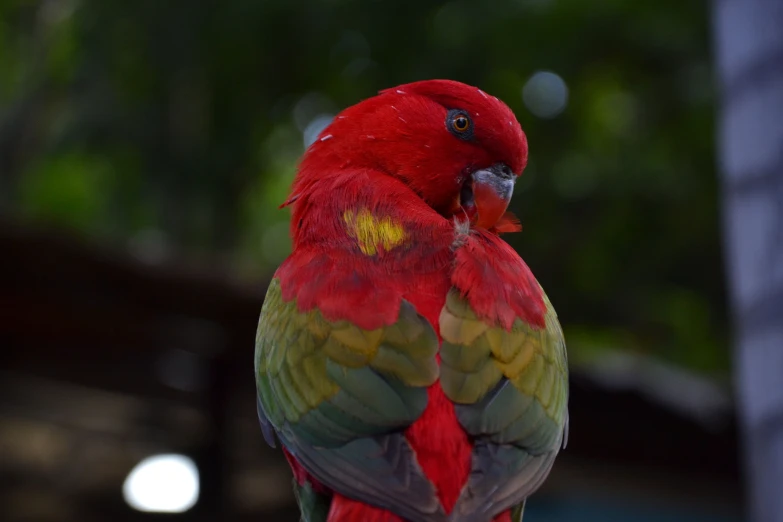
123 454 199 513
303 114 335 148
522 71 569 119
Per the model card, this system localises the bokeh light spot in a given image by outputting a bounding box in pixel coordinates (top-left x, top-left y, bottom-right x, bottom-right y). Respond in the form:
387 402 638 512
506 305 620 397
303 114 335 148
123 454 199 513
522 71 569 119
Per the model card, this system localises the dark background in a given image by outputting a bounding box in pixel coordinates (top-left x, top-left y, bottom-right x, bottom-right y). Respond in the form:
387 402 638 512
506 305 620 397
1 0 772 521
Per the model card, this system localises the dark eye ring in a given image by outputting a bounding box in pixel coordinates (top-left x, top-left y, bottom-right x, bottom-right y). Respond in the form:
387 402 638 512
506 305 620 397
446 109 473 140
452 114 470 132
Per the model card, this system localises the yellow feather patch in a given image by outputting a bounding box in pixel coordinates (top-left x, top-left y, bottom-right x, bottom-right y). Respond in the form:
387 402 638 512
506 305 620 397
343 209 408 256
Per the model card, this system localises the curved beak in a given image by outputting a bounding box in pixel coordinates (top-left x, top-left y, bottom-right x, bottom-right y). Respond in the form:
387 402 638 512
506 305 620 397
462 163 516 229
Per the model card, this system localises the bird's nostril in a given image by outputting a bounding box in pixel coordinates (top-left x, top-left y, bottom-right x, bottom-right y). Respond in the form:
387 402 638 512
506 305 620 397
496 163 514 179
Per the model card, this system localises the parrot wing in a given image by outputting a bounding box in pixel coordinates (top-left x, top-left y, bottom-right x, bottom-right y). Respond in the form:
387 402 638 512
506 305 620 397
255 272 447 522
439 229 569 521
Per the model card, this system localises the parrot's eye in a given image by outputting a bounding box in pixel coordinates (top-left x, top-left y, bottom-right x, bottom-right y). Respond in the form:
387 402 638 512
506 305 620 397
446 109 473 140
453 115 469 131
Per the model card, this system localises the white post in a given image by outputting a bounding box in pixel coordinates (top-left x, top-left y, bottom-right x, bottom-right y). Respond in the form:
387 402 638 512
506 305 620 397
713 1 783 521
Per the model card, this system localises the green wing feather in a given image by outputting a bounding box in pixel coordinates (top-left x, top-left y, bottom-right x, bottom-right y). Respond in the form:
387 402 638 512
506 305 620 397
439 288 568 521
293 479 331 522
440 288 568 448
256 278 439 446
255 278 446 522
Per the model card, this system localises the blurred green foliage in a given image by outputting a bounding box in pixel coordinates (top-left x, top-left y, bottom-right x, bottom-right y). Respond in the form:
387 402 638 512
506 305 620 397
0 0 727 373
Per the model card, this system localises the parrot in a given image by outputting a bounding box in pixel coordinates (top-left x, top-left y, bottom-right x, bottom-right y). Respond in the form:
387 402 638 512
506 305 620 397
254 79 569 522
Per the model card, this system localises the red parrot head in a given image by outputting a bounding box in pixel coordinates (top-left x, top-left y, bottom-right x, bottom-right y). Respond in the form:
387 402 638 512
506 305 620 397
294 79 528 231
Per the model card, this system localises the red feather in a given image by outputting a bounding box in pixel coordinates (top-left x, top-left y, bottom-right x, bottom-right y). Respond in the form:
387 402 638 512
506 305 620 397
493 211 523 234
403 375 472 513
452 227 546 330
